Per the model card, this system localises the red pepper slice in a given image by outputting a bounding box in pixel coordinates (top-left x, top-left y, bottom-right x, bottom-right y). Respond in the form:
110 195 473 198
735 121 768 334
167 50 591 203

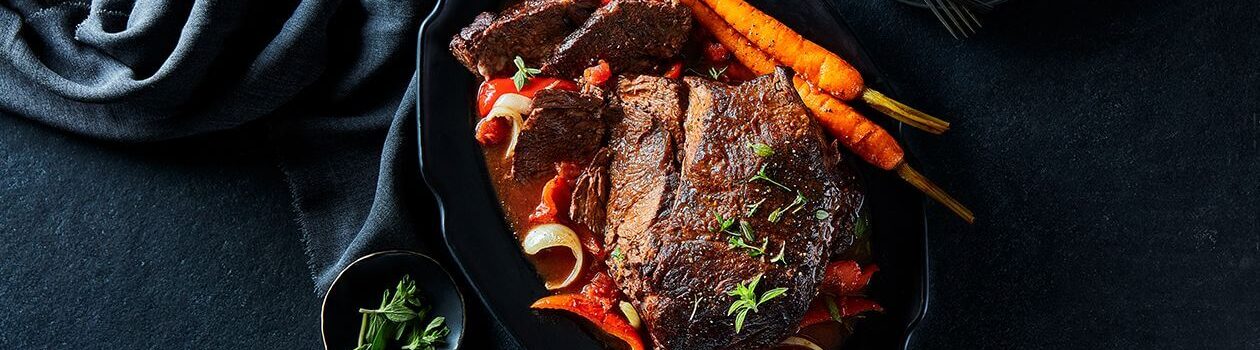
477 77 578 117
820 261 878 295
798 296 884 329
532 294 645 350
527 163 604 258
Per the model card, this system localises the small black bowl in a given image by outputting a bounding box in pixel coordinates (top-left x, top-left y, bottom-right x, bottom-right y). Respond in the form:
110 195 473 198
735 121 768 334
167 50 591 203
321 250 465 350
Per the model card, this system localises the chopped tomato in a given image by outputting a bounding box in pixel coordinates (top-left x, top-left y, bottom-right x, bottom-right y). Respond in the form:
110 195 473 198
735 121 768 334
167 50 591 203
477 77 578 116
663 61 684 79
582 60 612 87
532 293 645 350
704 41 731 63
581 272 620 311
528 163 581 225
474 116 511 146
820 261 878 295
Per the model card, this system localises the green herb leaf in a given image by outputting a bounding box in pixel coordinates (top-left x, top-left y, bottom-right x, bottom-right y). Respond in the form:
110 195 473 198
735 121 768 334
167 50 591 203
512 56 538 91
769 244 786 264
708 66 728 80
790 192 808 214
738 220 755 241
758 287 789 305
825 296 843 323
361 302 417 323
748 164 792 192
747 142 774 157
711 211 736 233
814 210 830 220
734 309 749 333
854 213 870 239
726 274 787 334
611 247 625 262
767 207 785 223
727 236 767 257
746 198 767 217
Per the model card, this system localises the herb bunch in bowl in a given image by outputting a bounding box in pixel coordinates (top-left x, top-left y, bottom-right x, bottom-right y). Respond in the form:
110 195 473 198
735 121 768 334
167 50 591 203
354 275 451 350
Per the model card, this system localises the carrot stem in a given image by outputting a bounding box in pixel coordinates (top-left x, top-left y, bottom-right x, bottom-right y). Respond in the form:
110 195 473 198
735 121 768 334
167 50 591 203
861 89 950 134
894 163 974 223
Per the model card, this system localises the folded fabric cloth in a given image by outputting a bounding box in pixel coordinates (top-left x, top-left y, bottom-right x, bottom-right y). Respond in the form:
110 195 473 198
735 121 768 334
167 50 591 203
0 1 525 347
0 0 422 290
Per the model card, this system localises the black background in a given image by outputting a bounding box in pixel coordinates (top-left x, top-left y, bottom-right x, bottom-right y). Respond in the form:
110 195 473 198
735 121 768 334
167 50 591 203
1 0 1256 349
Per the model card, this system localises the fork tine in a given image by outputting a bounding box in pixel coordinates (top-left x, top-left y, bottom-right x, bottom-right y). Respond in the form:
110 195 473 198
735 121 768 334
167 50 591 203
952 0 983 30
923 0 961 39
941 0 977 35
933 0 971 38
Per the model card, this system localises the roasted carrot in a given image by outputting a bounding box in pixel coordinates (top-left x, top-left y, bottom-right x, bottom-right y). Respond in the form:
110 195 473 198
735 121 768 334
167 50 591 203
699 0 863 100
794 79 904 170
695 0 950 134
683 0 974 222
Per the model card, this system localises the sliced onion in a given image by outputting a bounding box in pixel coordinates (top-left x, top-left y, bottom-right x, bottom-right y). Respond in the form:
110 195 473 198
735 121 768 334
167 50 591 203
619 301 642 329
780 336 825 350
477 105 525 158
494 93 533 114
522 223 584 290
482 94 530 159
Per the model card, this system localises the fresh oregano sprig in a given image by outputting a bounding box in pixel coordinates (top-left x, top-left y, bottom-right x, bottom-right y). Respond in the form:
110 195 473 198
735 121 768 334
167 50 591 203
354 275 451 350
726 274 789 333
511 56 541 90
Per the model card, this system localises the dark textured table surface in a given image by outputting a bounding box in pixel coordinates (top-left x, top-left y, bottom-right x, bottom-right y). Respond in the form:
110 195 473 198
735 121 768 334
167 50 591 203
1 0 1256 349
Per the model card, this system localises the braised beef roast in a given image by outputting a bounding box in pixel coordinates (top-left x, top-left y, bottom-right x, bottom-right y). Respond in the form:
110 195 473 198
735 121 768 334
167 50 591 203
510 89 607 179
541 0 693 78
450 0 599 78
604 68 864 350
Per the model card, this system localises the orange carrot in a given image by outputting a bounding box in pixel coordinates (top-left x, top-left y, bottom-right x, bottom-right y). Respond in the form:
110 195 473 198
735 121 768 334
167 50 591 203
698 0 864 101
795 79 904 170
693 0 950 134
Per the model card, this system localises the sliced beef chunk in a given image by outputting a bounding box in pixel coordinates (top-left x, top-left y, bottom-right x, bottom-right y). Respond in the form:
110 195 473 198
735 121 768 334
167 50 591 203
450 0 599 78
510 89 606 180
604 76 686 276
542 0 692 79
605 68 864 350
570 148 612 235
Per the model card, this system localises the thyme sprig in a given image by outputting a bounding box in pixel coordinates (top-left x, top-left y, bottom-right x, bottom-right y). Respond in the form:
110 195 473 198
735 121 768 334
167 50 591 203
727 236 768 257
711 212 737 233
748 164 792 192
708 66 728 80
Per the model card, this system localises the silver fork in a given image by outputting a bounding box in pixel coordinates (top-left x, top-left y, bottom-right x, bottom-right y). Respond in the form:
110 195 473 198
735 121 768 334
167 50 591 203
924 0 983 39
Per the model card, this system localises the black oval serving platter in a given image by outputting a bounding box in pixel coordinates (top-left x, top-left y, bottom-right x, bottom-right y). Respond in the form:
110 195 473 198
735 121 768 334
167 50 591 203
417 0 930 349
